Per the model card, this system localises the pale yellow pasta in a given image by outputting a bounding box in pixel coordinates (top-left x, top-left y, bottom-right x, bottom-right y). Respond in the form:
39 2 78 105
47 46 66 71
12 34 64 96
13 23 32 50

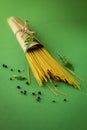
25 47 80 89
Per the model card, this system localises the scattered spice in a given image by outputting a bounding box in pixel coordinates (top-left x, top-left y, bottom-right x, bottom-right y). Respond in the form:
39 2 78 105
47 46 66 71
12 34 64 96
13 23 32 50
58 53 74 71
64 98 67 102
36 96 41 102
38 91 41 95
2 64 8 68
26 81 29 85
20 90 24 94
9 77 13 80
2 64 5 67
32 92 35 95
36 98 40 102
17 85 21 89
13 75 26 80
10 68 13 71
36 97 41 102
24 90 27 95
37 96 40 99
52 100 56 103
18 69 21 72
4 65 8 68
20 90 27 95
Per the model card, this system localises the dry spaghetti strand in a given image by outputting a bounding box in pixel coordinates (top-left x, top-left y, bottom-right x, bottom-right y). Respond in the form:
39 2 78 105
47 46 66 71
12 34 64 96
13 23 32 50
25 47 80 89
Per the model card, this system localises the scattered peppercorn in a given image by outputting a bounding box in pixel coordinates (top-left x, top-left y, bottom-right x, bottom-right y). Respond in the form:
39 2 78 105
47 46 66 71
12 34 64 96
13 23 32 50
10 68 13 71
52 100 56 103
10 78 13 80
64 98 67 102
32 92 35 95
18 69 21 72
20 90 27 95
20 90 24 94
37 96 40 99
17 85 21 89
24 90 27 92
38 91 41 95
26 81 29 85
4 65 8 68
2 64 5 67
36 98 40 102
36 96 41 102
24 90 27 95
2 64 8 68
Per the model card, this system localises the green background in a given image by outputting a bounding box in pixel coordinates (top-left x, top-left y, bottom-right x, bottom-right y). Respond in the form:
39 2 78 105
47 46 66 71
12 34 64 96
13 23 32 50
0 0 87 130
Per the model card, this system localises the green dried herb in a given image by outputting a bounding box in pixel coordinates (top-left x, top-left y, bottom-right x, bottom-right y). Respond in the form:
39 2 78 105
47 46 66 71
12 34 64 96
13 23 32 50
27 66 30 84
58 53 74 71
24 34 35 50
13 75 26 80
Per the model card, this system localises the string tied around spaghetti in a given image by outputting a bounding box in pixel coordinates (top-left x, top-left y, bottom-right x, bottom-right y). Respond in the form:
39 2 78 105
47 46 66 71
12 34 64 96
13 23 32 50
15 20 34 38
15 20 43 52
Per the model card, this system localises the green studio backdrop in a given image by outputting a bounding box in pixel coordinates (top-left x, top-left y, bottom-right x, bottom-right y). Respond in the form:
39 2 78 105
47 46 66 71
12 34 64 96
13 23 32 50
0 0 87 130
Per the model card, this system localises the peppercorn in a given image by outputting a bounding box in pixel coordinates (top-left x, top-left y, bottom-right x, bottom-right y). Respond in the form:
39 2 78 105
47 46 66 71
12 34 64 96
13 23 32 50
32 92 35 95
36 96 41 102
17 85 21 89
24 90 27 95
4 65 8 68
10 68 13 71
52 100 56 103
10 78 13 80
2 64 5 67
18 69 21 72
26 81 29 85
20 90 24 94
2 64 8 68
37 96 40 99
36 98 40 102
64 98 67 101
38 91 41 95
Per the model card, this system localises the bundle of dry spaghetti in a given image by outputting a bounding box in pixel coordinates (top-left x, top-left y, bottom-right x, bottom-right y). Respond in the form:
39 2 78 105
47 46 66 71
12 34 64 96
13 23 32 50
7 16 80 93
